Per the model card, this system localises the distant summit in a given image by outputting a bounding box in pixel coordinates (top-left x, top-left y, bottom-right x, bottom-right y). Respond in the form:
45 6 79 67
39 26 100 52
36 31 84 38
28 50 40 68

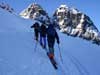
20 3 50 24
20 3 49 19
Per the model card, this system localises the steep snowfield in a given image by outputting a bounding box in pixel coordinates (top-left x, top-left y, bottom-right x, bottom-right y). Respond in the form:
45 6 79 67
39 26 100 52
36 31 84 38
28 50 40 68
0 8 56 75
58 33 100 75
0 8 100 75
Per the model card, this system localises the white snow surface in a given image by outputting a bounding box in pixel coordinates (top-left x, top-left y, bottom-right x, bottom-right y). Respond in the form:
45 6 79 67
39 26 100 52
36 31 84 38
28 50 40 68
0 8 100 75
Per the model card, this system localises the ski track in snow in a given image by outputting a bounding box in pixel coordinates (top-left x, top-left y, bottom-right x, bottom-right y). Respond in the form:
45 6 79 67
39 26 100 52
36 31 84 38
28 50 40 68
67 54 89 75
54 44 90 75
56 60 69 75
37 41 89 75
54 53 89 75
66 53 90 75
35 42 67 75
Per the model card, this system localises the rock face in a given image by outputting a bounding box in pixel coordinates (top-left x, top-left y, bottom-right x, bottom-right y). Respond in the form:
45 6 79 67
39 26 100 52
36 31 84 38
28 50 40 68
53 5 100 45
20 3 49 23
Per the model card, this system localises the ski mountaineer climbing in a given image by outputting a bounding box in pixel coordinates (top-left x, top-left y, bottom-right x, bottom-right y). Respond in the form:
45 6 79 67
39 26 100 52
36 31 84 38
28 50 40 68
39 23 47 49
46 23 60 60
31 22 40 41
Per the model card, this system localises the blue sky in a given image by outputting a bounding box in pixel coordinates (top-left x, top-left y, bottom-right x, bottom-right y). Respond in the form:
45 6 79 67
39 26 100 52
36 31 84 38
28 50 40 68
1 0 100 30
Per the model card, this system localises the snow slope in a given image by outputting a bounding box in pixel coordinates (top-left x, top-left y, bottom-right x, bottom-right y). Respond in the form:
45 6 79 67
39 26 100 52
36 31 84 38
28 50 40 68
0 8 100 75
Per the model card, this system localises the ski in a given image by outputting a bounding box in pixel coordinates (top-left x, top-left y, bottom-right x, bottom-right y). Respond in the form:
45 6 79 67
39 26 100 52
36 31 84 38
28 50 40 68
47 53 58 70
42 47 58 70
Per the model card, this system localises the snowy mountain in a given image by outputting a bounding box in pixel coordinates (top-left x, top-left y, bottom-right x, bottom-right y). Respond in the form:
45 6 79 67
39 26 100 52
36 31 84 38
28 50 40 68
53 5 100 45
0 6 100 75
19 3 49 23
20 3 100 45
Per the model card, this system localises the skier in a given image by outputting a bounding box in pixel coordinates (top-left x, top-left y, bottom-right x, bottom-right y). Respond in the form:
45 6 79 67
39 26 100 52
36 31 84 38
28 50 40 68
31 22 40 41
39 23 47 48
46 24 60 59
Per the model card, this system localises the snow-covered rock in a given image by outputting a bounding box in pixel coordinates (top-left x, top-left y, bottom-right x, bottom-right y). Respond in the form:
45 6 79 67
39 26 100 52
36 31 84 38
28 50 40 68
20 3 49 22
53 4 100 45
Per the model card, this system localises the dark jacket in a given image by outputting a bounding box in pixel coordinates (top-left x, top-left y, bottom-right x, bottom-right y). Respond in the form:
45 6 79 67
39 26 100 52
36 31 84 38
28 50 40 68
31 22 40 33
40 24 47 37
47 25 59 47
31 22 40 38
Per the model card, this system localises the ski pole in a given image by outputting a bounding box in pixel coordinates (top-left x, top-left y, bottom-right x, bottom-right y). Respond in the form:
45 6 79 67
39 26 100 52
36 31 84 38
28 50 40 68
34 41 38 52
58 44 63 63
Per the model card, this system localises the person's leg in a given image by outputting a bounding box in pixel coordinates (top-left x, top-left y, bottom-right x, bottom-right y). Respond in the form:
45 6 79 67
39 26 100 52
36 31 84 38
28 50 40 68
35 32 39 41
48 42 54 59
43 37 46 48
49 47 54 54
48 47 54 59
40 36 43 46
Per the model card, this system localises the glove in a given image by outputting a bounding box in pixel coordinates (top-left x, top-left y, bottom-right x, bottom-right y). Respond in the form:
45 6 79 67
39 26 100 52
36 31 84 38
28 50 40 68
30 25 34 28
57 40 60 44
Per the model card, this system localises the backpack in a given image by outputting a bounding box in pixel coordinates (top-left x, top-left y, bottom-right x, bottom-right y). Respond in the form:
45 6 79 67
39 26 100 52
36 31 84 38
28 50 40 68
47 25 56 37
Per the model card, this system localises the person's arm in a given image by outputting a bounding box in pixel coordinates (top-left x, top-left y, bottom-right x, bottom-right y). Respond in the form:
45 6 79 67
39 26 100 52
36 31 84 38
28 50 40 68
30 24 35 28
